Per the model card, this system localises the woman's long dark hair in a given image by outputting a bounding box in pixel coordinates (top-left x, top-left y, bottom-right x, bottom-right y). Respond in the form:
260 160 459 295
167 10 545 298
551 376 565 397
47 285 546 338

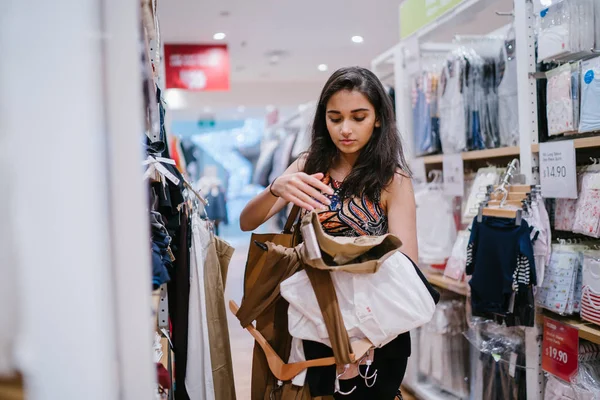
303 66 411 200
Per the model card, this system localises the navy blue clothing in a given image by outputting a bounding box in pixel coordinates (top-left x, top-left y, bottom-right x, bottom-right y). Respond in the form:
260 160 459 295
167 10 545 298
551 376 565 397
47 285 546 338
466 217 536 326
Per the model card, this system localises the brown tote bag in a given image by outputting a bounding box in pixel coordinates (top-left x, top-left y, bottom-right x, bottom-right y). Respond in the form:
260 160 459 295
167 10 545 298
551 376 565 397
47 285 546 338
243 206 301 296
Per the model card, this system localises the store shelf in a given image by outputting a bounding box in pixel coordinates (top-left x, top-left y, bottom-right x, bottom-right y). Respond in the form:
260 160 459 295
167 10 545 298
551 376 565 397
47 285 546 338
539 311 600 345
532 136 600 152
425 273 469 297
420 154 444 165
419 146 521 165
461 146 520 161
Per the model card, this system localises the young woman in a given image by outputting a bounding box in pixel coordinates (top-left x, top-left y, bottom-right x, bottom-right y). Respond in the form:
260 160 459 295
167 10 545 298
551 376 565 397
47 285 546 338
240 66 417 399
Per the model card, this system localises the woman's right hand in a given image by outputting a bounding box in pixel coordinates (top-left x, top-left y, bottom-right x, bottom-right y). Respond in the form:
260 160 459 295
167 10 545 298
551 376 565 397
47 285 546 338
271 172 334 211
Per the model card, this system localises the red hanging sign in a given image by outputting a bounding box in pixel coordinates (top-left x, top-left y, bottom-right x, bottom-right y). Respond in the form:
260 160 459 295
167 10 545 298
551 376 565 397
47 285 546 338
164 44 230 91
542 317 579 382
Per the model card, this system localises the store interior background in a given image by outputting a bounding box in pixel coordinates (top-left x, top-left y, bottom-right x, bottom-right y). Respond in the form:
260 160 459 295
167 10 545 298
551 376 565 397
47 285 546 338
162 0 513 231
159 2 513 397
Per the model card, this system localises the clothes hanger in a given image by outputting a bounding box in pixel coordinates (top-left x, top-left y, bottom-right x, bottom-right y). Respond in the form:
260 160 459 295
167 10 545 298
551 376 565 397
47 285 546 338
229 301 373 382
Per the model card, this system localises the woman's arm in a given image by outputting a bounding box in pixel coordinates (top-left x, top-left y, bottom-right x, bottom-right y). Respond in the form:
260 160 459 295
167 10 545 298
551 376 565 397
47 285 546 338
384 172 418 263
239 158 333 232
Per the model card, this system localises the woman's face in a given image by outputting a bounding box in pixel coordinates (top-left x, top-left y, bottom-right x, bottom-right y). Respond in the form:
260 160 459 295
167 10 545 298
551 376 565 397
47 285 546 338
325 89 380 156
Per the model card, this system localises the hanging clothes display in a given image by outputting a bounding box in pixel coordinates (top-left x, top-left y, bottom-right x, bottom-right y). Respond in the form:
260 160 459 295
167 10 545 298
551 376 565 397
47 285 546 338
438 56 467 154
412 71 442 156
467 214 537 326
462 167 503 224
443 230 471 281
253 139 279 187
465 322 527 400
187 213 216 400
269 130 298 184
497 30 520 147
415 173 457 266
417 300 470 398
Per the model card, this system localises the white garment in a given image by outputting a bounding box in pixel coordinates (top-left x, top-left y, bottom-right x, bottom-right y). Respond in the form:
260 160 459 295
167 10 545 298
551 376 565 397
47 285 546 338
444 230 471 281
439 58 467 154
538 2 571 62
186 215 215 400
282 251 436 385
416 187 457 265
498 37 520 147
579 57 600 133
532 199 552 286
462 169 501 224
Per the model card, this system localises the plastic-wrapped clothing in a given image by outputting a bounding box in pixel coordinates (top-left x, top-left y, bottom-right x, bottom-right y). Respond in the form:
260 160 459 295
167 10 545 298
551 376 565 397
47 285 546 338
498 37 519 147
415 186 457 265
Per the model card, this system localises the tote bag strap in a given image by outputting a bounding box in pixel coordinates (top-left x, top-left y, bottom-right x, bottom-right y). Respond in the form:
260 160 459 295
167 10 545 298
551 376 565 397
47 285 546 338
304 266 353 365
283 205 301 234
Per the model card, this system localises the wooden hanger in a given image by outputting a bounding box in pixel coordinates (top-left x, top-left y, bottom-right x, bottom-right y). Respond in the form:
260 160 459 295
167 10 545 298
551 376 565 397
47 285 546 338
494 184 531 193
229 301 373 382
487 200 524 207
490 191 529 201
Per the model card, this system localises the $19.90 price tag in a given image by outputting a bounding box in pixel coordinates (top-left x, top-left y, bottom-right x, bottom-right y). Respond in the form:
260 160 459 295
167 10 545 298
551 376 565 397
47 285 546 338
539 140 577 199
542 317 579 382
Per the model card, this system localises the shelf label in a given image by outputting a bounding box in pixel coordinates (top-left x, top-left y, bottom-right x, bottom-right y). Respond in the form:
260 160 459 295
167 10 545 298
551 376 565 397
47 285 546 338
443 154 464 197
542 317 579 382
539 141 577 199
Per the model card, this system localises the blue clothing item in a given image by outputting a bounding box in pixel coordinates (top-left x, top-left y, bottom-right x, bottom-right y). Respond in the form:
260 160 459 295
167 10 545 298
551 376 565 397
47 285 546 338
151 230 172 289
466 217 536 326
414 87 434 155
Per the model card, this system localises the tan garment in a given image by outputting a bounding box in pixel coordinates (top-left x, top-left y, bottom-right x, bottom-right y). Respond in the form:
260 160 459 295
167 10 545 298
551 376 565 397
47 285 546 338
204 236 236 400
236 212 404 399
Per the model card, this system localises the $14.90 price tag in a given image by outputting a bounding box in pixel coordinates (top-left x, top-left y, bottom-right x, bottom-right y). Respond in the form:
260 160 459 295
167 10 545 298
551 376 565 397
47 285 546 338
539 140 577 199
542 317 579 382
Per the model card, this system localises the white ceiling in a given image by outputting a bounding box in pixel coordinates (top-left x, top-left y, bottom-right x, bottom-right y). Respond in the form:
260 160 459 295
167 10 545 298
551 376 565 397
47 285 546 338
158 0 514 117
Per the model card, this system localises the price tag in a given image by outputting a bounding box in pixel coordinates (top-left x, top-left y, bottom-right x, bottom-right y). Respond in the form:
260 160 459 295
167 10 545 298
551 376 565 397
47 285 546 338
443 154 464 197
539 141 577 199
409 157 427 185
542 317 579 382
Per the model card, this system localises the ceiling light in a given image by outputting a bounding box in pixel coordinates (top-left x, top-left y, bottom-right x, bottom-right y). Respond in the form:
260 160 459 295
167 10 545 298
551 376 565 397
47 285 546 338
351 35 364 44
203 106 212 113
266 105 275 112
213 32 226 40
237 105 246 113
318 64 328 72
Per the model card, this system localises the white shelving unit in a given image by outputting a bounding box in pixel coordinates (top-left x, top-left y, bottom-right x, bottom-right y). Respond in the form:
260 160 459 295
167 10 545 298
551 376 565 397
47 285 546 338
371 1 557 399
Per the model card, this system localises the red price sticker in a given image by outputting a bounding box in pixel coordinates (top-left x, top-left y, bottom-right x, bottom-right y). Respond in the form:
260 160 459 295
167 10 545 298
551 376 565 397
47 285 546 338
542 317 579 382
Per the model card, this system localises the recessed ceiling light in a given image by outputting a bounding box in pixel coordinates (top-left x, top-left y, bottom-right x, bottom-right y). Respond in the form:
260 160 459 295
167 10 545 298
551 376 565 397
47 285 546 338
269 55 280 65
213 32 226 40
352 35 364 43
237 105 246 113
203 106 212 113
266 105 275 112
318 64 328 72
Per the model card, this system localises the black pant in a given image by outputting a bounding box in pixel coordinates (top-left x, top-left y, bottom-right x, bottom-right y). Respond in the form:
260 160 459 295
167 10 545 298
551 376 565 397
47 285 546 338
334 356 408 399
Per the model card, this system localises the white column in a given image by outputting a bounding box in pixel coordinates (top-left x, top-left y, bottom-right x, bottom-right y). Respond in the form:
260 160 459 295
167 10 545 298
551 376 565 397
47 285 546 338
0 1 154 399
102 0 156 398
515 0 539 184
